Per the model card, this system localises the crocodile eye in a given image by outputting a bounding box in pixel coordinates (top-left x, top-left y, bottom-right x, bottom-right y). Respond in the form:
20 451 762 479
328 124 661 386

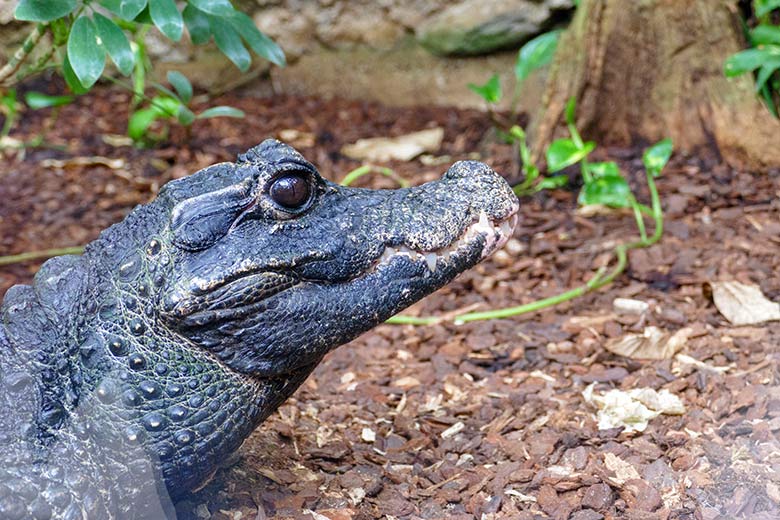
269 173 311 210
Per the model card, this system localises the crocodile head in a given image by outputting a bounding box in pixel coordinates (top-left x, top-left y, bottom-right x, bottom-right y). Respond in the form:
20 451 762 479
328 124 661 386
154 139 519 377
0 139 519 515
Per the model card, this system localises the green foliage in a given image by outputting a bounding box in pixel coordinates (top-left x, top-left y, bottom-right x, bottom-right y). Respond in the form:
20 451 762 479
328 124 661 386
578 163 631 208
755 0 780 17
67 16 105 89
15 0 76 22
467 30 564 196
468 74 502 104
128 71 244 143
515 30 561 83
725 1 780 116
469 30 562 106
642 138 673 177
24 92 74 109
11 0 284 93
6 0 281 144
546 139 595 172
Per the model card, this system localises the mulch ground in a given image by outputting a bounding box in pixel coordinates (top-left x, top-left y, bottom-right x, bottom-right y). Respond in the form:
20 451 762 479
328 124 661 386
1 82 780 520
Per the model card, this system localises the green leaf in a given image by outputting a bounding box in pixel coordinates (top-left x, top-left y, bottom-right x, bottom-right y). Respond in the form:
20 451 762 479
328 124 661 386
15 0 76 21
150 0 183 41
99 0 147 21
190 0 235 16
756 59 780 91
724 47 780 76
94 13 134 76
197 106 245 119
642 138 673 177
62 53 90 94
24 92 74 109
128 107 161 140
536 175 568 190
468 74 502 104
208 15 251 71
183 4 211 45
546 138 595 172
755 0 780 17
578 175 632 208
67 16 106 89
167 71 192 104
751 25 780 45
226 11 286 67
586 161 621 179
149 96 181 116
515 30 561 82
177 105 196 125
134 5 153 24
565 96 577 126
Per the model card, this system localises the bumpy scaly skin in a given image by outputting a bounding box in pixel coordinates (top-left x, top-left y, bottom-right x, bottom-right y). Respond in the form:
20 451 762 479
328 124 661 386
0 140 518 518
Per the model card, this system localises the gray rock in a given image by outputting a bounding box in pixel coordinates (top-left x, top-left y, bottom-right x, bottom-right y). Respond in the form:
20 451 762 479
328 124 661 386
416 0 574 56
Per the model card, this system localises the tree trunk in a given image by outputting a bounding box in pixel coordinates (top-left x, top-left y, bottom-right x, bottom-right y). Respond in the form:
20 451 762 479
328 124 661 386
530 0 780 171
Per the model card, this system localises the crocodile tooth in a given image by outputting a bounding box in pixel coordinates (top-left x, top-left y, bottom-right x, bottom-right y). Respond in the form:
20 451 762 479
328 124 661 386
381 247 396 262
500 220 513 236
478 210 490 230
425 253 437 272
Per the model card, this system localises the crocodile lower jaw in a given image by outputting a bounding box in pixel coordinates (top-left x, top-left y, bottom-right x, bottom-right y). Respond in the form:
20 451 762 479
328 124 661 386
378 209 519 273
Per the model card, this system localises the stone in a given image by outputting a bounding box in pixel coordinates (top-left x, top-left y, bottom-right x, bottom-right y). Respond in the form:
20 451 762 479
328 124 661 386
416 0 574 56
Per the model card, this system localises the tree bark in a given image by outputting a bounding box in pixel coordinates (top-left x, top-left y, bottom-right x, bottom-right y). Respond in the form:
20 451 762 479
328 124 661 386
530 0 780 171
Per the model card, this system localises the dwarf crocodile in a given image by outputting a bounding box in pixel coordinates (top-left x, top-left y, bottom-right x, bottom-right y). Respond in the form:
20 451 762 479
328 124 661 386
0 139 518 518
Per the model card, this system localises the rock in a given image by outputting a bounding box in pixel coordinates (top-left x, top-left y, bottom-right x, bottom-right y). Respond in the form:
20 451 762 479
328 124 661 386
416 0 574 56
581 483 614 511
254 6 317 61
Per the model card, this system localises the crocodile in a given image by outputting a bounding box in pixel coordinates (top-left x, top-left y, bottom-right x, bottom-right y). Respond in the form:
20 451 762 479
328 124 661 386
0 139 518 518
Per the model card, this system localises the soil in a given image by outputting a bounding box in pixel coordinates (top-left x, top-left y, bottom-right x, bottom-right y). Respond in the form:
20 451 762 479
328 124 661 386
1 82 780 520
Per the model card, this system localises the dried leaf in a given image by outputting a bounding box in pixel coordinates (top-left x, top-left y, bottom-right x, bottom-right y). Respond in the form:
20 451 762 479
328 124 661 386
361 428 376 443
709 281 780 325
341 128 444 162
441 421 465 439
613 297 650 315
604 326 692 360
674 354 731 374
40 156 126 169
604 452 641 485
583 383 686 432
393 376 421 389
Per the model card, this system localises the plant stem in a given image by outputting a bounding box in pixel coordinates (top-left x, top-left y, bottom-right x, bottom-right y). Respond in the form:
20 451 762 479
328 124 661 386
0 246 85 266
341 165 410 188
387 160 667 326
0 23 48 87
386 315 441 325
454 266 607 323
630 198 647 243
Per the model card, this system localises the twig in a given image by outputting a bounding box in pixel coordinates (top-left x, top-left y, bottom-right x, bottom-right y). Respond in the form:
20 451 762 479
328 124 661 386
0 246 84 266
0 23 48 87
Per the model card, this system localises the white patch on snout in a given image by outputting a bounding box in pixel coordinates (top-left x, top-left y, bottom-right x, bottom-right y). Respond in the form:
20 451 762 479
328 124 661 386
376 209 519 274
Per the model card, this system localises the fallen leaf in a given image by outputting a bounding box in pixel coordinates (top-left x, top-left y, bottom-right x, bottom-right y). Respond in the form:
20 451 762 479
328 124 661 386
767 481 780 504
583 384 686 432
708 281 780 325
604 326 692 360
393 376 421 389
604 452 641 485
613 297 650 315
562 313 618 334
278 128 315 148
441 421 465 439
341 128 444 162
674 353 730 374
361 428 376 443
40 156 126 169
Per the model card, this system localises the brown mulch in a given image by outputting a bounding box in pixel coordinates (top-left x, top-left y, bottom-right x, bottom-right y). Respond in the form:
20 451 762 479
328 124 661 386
2 82 780 520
